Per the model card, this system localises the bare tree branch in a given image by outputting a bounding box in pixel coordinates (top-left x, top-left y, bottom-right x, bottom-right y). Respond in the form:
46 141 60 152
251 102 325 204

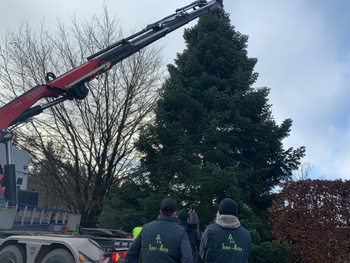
292 162 314 181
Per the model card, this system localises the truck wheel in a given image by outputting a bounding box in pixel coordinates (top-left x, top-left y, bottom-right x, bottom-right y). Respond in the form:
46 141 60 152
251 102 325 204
0 245 25 263
41 248 75 263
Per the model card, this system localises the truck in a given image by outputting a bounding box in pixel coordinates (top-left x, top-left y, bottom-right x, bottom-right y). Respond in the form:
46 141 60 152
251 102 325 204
0 0 223 262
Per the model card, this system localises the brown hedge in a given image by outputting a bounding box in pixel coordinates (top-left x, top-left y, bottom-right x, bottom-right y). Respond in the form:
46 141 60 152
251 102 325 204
269 180 350 263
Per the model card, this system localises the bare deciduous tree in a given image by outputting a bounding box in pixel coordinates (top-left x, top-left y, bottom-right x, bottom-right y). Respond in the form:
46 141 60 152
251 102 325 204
0 8 165 221
292 162 314 181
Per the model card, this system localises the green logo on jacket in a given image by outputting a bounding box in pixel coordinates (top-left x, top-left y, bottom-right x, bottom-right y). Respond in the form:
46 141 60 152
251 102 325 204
222 234 243 251
148 234 169 252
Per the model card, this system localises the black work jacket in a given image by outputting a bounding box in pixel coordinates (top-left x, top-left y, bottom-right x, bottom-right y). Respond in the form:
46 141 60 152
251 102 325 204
126 215 193 263
200 216 251 263
178 221 198 262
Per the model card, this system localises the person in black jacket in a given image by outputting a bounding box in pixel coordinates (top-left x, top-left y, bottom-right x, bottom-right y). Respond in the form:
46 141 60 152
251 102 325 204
199 198 252 263
177 210 198 263
125 197 193 263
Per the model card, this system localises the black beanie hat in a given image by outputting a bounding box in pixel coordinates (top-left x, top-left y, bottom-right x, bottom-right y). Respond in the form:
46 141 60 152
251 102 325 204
160 197 177 213
219 198 238 216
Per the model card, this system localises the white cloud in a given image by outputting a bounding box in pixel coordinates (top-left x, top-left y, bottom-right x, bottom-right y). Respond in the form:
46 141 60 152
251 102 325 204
227 0 350 180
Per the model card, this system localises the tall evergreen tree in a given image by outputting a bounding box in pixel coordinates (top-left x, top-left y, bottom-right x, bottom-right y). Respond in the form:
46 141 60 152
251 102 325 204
136 9 305 253
139 8 305 219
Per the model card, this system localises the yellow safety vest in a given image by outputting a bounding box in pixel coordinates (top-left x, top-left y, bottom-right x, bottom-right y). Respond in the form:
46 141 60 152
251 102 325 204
133 226 143 238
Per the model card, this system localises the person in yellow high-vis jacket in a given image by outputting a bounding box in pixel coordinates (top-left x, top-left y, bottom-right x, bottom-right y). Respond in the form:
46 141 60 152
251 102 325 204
132 217 147 238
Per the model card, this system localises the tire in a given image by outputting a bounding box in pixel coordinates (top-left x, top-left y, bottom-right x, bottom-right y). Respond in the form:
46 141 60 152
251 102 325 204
41 248 75 263
0 245 25 263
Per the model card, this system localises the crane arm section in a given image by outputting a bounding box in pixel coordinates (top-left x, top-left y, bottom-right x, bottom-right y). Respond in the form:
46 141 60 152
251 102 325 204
0 0 223 141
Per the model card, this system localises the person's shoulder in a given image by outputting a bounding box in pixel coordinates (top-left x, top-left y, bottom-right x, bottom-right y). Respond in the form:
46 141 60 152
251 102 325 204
206 222 218 229
203 222 218 234
178 221 190 229
238 224 249 232
238 225 252 238
174 222 189 234
174 221 186 229
142 219 156 229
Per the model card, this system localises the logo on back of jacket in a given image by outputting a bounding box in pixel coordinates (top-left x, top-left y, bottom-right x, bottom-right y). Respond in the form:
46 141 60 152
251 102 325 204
148 234 169 252
222 234 243 251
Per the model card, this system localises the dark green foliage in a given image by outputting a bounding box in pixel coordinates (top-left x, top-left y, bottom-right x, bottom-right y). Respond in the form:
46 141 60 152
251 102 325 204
99 166 182 232
251 241 290 263
99 169 162 232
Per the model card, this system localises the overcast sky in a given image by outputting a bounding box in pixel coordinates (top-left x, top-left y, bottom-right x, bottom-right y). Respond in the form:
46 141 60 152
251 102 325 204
1 0 350 181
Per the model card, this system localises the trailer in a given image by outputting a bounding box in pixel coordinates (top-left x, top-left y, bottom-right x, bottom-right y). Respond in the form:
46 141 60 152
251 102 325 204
0 236 103 263
0 197 133 262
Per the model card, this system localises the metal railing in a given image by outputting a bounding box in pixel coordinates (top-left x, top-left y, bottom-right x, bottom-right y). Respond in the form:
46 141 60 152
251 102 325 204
0 197 71 228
